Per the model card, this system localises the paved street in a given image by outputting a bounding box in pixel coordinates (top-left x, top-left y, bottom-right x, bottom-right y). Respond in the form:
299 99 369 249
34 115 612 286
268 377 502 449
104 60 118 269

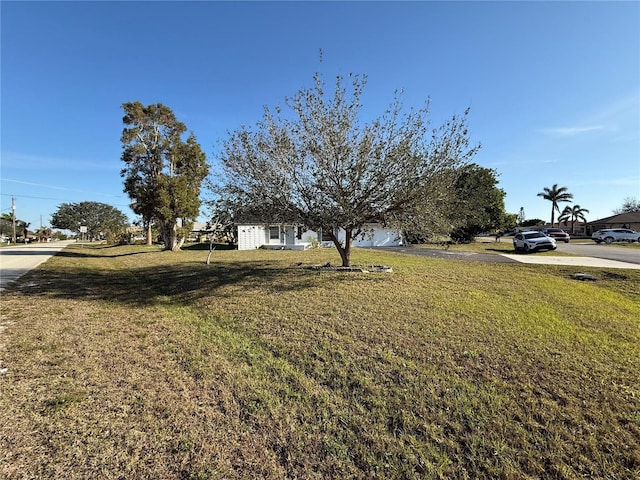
554 241 640 265
0 241 74 291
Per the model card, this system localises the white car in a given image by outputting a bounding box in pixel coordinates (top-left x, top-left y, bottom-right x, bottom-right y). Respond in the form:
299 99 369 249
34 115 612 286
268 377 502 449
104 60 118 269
592 229 640 244
513 231 557 253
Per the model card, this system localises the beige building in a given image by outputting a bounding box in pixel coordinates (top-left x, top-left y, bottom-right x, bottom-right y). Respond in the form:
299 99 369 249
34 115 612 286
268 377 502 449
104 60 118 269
587 212 640 234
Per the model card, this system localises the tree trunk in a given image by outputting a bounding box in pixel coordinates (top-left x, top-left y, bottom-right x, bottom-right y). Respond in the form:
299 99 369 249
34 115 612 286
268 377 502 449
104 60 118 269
161 221 182 251
146 222 153 246
206 242 215 265
329 229 352 267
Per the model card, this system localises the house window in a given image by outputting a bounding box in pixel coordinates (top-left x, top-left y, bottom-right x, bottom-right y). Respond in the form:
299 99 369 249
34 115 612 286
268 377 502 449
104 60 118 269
296 226 303 240
321 228 333 242
269 226 280 240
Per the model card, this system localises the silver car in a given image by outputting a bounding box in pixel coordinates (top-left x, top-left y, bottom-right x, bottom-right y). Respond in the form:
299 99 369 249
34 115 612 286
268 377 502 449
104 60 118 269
591 228 640 244
513 231 557 253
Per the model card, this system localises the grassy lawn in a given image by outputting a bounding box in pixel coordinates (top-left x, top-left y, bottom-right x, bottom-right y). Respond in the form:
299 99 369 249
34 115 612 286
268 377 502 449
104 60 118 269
1 243 638 479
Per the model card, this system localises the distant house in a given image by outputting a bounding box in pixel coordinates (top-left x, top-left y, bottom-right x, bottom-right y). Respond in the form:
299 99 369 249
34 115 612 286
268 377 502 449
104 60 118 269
587 212 640 234
237 223 403 251
552 221 587 235
188 221 209 241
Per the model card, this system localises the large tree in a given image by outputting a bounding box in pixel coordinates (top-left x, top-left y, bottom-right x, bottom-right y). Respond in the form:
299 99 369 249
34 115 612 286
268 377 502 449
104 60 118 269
217 71 479 266
0 213 28 243
51 201 128 242
0 213 13 239
120 102 209 251
537 184 573 226
448 164 511 243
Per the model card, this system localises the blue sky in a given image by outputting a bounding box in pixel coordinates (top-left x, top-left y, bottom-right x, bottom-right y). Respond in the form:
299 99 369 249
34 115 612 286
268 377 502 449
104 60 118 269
2 1 639 231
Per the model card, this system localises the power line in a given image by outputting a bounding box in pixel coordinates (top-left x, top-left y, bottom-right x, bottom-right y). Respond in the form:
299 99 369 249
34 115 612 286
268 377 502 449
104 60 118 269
0 192 131 208
0 178 125 198
0 192 92 201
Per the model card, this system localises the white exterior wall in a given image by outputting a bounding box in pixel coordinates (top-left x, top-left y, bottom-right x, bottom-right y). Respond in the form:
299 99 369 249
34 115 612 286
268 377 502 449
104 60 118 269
237 225 315 250
350 224 403 247
237 224 402 250
237 225 267 250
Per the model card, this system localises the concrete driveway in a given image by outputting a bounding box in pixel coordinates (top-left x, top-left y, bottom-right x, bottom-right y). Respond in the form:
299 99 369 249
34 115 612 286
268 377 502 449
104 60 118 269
371 243 640 270
500 253 640 269
500 239 640 269
0 241 74 290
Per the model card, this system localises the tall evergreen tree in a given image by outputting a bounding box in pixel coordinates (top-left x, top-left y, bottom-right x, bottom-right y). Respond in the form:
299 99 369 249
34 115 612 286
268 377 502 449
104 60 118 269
121 102 209 250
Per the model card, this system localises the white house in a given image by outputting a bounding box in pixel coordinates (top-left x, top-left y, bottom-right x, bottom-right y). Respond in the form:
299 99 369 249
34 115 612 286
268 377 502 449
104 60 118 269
237 223 403 251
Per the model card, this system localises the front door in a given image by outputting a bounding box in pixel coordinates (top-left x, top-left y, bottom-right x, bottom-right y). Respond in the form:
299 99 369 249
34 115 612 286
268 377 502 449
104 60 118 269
284 226 295 245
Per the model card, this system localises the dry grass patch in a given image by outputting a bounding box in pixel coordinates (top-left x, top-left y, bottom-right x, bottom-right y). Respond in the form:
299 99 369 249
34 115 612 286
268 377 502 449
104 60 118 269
1 243 638 479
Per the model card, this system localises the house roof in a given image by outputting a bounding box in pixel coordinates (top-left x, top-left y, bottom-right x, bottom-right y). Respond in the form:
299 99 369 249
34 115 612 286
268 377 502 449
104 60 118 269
587 211 640 225
191 221 209 231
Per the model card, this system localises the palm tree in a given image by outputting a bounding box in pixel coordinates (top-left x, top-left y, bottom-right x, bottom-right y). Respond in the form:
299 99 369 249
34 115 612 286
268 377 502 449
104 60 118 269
537 184 574 226
558 205 572 227
563 204 589 235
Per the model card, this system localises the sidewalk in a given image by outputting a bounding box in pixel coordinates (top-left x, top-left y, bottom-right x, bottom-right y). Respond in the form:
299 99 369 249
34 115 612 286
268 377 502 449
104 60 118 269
500 254 640 270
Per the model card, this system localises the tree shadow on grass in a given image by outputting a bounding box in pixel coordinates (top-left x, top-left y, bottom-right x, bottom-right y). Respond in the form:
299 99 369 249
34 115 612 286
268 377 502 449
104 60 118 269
55 243 235 259
182 242 236 251
55 250 159 259
7 259 340 306
484 247 516 253
54 244 164 259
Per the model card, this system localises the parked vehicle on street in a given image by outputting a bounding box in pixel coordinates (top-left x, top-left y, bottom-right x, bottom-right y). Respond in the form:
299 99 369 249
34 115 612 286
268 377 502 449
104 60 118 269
591 228 640 244
542 228 570 243
513 231 557 252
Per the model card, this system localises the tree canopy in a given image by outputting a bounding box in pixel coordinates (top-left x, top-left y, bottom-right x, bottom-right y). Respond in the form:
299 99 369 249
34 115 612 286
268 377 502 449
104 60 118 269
217 71 479 266
520 218 545 227
121 102 209 251
51 201 128 241
0 213 29 242
613 197 640 214
448 164 513 243
0 214 14 239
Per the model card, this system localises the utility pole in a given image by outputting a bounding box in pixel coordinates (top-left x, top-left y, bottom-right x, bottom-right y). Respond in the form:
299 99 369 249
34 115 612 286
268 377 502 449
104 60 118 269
11 196 16 244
